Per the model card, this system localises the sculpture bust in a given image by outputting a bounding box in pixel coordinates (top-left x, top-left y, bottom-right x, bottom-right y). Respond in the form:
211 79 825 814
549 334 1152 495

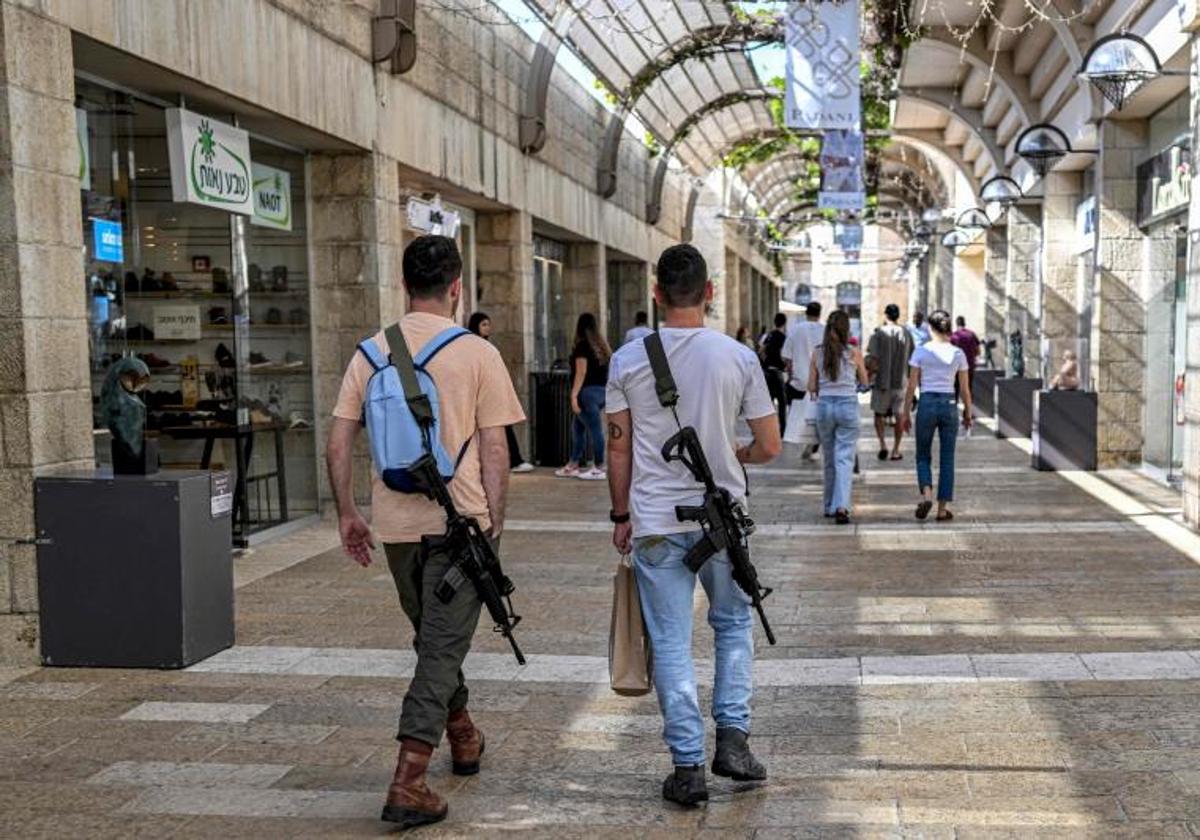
100 357 157 474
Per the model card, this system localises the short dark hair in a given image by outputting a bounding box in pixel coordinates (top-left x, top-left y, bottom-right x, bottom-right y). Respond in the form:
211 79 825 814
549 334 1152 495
805 301 822 318
402 235 462 299
655 244 708 308
913 310 925 323
635 310 648 325
956 316 966 327
884 303 900 321
774 312 787 328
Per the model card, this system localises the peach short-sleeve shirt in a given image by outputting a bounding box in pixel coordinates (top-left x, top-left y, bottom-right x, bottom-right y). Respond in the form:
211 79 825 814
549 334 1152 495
333 312 525 544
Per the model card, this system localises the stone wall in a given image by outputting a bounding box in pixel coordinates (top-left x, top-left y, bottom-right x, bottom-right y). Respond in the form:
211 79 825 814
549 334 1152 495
1041 172 1083 381
984 225 1007 349
1006 204 1042 378
0 2 92 662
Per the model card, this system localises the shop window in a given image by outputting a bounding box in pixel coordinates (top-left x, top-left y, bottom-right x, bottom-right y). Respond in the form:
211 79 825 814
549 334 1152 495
78 78 317 545
533 235 567 370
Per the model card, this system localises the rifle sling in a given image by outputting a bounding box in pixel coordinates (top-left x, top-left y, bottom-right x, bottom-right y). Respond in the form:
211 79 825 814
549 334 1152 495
643 332 679 411
384 322 435 434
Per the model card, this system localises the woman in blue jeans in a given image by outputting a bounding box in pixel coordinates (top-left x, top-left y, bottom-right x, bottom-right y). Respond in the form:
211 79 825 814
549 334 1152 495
900 310 972 521
555 312 611 481
807 311 869 524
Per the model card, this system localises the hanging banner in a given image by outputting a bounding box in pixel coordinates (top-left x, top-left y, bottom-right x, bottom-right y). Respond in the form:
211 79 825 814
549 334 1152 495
165 108 253 215
406 197 461 237
784 0 861 130
818 129 866 210
250 163 293 230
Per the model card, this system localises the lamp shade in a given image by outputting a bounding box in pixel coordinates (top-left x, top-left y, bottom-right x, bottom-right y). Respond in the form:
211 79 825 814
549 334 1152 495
1081 33 1161 110
956 207 992 231
980 174 1022 207
1016 123 1071 177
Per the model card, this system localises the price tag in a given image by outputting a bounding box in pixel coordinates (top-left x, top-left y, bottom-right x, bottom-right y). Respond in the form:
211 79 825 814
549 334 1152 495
211 472 233 518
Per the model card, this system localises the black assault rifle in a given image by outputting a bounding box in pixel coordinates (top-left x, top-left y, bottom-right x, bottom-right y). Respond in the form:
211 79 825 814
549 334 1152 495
644 333 777 645
411 454 526 665
381 322 525 666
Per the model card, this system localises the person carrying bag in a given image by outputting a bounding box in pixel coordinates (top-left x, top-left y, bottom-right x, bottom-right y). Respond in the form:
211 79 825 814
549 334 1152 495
609 554 652 696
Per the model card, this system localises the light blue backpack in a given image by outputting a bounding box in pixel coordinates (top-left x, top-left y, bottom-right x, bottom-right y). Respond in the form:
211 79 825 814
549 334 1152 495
358 322 470 494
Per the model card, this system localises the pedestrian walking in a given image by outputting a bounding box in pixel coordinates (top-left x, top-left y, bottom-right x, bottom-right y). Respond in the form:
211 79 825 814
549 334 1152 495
761 312 789 432
808 310 869 524
326 235 525 828
623 310 653 345
900 309 973 522
555 312 610 480
468 311 535 473
782 301 825 459
950 316 981 405
735 325 756 352
606 243 781 806
866 304 913 461
907 310 931 348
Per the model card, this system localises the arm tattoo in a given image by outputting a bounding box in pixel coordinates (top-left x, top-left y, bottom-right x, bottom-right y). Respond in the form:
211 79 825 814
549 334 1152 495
607 422 623 440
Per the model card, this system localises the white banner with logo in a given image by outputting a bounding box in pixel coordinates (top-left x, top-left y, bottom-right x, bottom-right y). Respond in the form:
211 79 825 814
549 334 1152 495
406 198 461 237
818 129 865 210
165 108 253 215
250 163 292 230
784 0 861 130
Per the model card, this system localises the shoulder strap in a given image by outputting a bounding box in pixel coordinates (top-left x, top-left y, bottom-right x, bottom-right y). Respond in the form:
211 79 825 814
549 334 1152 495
384 322 434 429
414 326 469 367
643 332 678 409
357 338 388 372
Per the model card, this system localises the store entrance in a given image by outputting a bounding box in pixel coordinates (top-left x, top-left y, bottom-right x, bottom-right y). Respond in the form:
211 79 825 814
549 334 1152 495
1143 231 1188 485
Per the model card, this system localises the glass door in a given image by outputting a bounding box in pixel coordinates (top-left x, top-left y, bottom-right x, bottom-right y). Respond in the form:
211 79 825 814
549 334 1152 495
1169 234 1188 484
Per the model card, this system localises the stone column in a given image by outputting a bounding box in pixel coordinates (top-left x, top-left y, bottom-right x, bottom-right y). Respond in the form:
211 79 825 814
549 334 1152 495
738 260 752 333
722 249 739 334
1006 204 1042 377
309 151 393 509
1091 120 1149 466
1185 38 1200 527
984 224 1007 348
564 242 605 335
476 210 533 434
1041 171 1083 380
0 4 92 663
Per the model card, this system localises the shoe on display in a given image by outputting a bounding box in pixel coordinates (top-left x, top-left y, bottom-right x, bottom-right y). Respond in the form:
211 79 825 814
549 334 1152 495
208 306 228 325
215 343 235 368
288 307 306 325
248 263 265 292
283 351 306 368
250 406 275 426
510 462 535 474
138 352 172 369
160 272 179 291
265 307 283 325
212 267 230 294
576 467 606 481
554 465 580 478
127 323 155 341
271 265 288 292
288 412 312 429
248 351 273 368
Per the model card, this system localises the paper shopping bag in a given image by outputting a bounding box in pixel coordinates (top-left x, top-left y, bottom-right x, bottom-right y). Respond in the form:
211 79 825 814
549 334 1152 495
784 395 820 447
609 555 653 696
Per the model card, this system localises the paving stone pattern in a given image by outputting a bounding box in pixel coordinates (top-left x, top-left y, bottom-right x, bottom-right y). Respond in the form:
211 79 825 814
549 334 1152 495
7 424 1200 835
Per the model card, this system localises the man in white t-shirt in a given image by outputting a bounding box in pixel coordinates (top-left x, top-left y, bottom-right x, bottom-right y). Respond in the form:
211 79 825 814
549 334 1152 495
623 310 653 345
781 301 825 457
606 244 781 807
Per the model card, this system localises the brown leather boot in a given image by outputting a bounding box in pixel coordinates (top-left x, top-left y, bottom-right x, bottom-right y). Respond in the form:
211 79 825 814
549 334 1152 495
445 708 486 776
381 738 448 828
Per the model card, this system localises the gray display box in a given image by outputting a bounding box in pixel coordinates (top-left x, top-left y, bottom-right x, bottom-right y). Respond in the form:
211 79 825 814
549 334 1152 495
35 469 234 669
1032 390 1098 471
995 378 1044 439
973 369 1004 417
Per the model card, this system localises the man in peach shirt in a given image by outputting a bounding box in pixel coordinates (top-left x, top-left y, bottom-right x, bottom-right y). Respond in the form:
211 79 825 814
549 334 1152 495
325 236 524 829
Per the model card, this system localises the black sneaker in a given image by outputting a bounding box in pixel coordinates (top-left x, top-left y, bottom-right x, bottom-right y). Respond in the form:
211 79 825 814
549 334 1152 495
265 307 283 325
215 343 235 368
662 764 708 807
248 352 272 368
711 727 767 782
248 263 265 292
271 265 288 292
212 267 230 294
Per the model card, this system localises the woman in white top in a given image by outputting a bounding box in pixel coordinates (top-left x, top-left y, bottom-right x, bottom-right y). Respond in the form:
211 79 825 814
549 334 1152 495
808 311 869 524
899 310 972 521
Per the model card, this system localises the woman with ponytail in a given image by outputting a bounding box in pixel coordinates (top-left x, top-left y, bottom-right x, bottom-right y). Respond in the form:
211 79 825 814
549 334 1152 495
807 311 869 524
900 309 972 521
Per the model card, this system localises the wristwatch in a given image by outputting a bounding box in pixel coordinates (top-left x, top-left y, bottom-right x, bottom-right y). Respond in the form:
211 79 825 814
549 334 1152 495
609 510 630 524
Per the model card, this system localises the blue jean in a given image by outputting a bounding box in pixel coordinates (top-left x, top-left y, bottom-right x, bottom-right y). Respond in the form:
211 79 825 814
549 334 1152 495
817 395 859 514
632 531 754 766
915 392 958 501
570 385 606 466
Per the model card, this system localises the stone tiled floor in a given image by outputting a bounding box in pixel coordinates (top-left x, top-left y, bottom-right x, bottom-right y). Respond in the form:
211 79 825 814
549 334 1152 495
8 416 1200 837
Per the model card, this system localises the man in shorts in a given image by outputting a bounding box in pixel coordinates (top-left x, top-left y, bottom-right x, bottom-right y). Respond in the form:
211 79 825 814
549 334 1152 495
866 303 913 460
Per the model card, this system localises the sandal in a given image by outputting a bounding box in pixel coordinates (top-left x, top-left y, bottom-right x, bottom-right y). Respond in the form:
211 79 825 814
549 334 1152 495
877 448 888 461
915 500 933 520
936 509 954 522
889 452 903 461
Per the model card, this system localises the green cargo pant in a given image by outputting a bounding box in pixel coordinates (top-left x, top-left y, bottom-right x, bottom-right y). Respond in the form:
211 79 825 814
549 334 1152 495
384 540 489 747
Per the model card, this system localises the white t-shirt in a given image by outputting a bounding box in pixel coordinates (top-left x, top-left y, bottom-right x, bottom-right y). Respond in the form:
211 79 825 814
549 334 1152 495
782 320 825 389
606 328 775 538
623 325 653 345
910 341 968 394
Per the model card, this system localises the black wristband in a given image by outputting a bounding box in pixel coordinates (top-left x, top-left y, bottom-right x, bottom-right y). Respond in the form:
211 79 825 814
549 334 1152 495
609 510 630 524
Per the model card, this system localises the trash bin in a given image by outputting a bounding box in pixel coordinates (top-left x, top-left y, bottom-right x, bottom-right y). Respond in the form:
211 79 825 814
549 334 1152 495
529 370 573 467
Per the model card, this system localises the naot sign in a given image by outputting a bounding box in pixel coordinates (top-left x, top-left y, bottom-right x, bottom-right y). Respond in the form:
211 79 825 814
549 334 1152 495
166 109 253 216
251 163 292 231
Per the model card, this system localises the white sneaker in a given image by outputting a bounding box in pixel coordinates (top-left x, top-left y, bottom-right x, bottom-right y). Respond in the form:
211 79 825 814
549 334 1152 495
511 462 535 474
554 465 580 478
576 467 607 481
